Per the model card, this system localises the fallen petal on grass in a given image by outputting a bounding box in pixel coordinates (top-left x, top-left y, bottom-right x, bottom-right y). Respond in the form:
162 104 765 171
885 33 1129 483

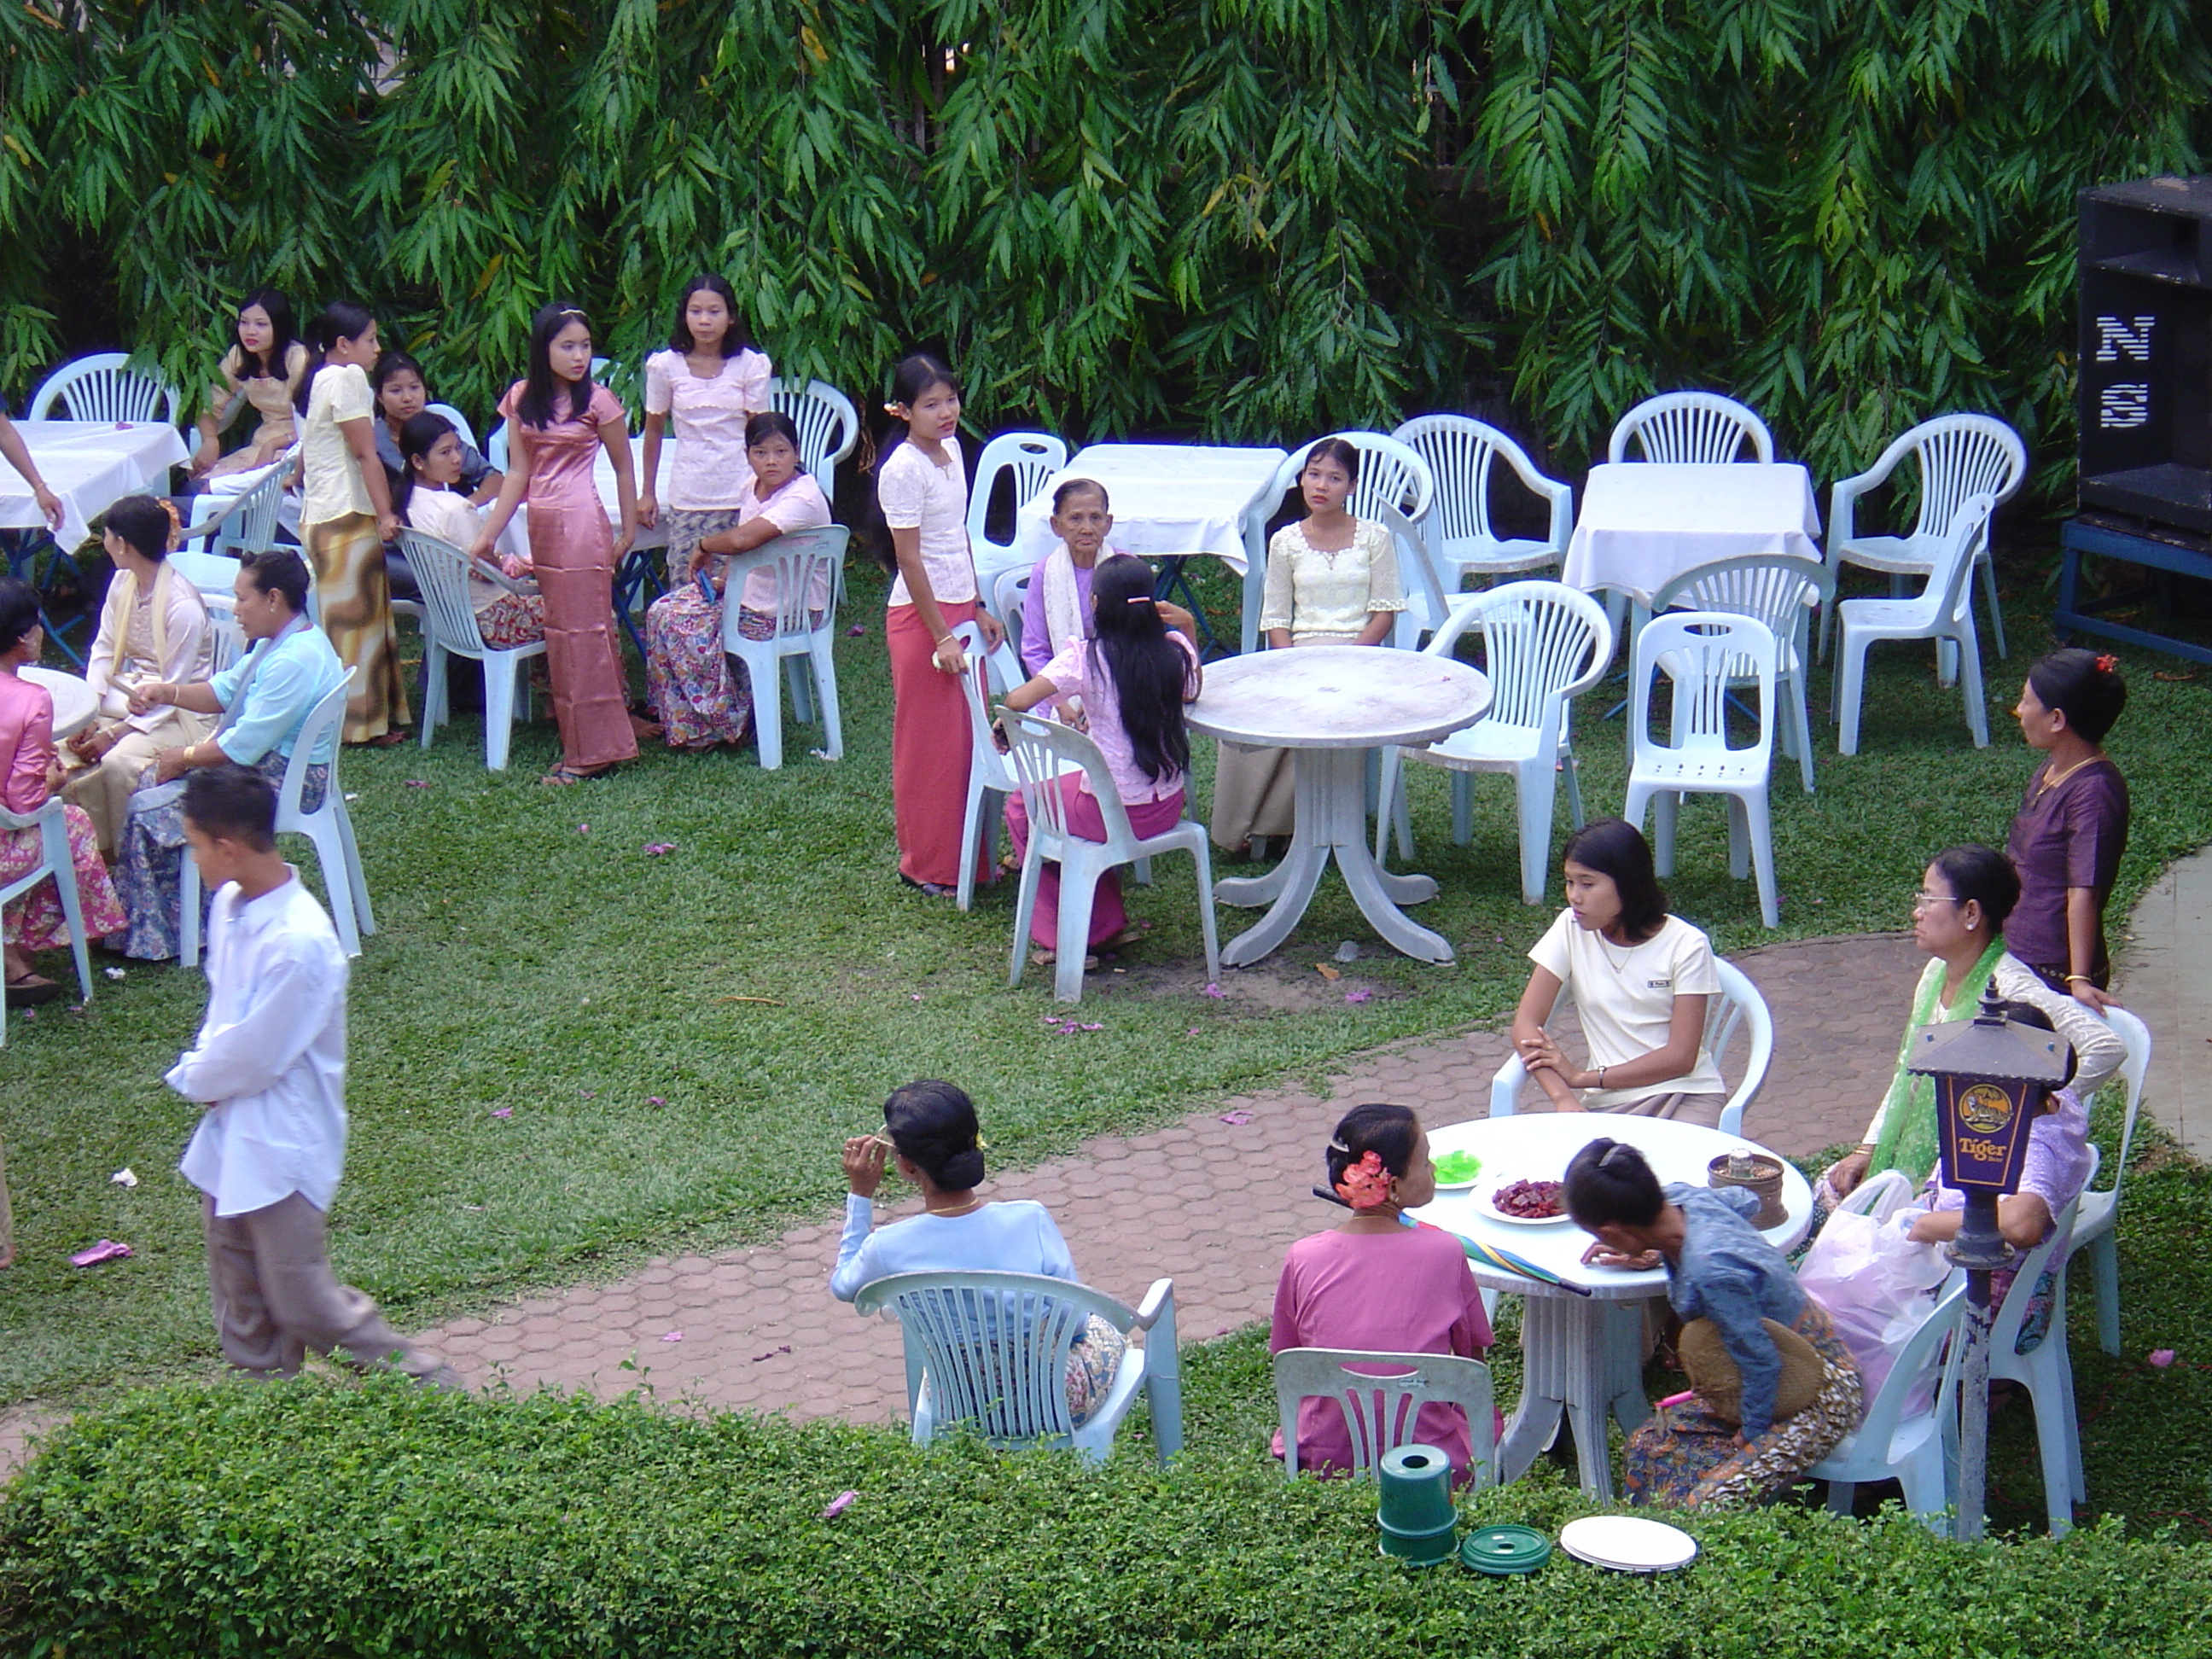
1344 989 1374 1004
2151 1348 2177 1367
646 1096 666 1106
661 1330 684 1342
1201 982 1225 998
489 1107 514 1119
820 1488 859 1519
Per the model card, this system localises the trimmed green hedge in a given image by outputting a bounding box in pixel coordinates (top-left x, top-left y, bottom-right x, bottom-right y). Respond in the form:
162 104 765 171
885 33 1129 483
3 1380 2209 1656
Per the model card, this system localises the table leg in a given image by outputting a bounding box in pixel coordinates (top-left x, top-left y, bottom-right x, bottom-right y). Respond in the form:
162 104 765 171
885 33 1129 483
1152 556 1220 657
1494 1295 1651 1499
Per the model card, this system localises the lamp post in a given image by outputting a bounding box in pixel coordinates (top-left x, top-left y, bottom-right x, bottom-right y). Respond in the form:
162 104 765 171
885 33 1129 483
1905 987 2070 1541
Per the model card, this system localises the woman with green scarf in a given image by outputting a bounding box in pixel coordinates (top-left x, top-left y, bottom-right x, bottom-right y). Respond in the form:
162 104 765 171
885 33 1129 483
1822 845 2124 1203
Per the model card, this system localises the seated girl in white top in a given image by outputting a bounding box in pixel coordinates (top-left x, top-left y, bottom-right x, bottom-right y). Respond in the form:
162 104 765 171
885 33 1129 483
394 411 544 649
1511 818 1730 1126
832 1079 1126 1426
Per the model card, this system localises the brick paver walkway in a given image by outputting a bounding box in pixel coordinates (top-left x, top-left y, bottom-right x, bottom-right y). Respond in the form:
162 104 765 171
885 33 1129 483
0 931 1920 1470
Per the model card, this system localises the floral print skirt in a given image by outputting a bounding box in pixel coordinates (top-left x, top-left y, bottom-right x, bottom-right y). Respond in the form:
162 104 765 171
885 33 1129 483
475 589 545 649
2 800 126 950
644 576 777 748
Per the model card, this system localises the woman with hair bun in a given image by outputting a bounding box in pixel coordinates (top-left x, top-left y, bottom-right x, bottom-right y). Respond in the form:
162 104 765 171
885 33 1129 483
1270 1103 1493 1480
2007 649 2130 1011
831 1079 1126 1425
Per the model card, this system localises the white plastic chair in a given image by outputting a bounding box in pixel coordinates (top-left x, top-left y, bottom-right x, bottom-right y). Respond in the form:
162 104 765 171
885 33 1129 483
1272 1348 1495 1484
182 670 373 965
1824 414 2026 662
424 401 479 454
1376 505 1467 651
1805 1279 1968 1533
486 423 509 473
717 524 847 771
1622 611 1781 928
27 352 182 426
1606 392 1774 465
998 706 1220 1004
1650 554 1831 795
1376 579 1612 905
966 433 1067 585
949 620 1055 912
1240 431 1436 654
184 448 295 559
1974 1178 2093 1537
2072 1006 2149 1359
851 1269 1183 1465
1833 493 1994 757
400 529 545 771
0 796 96 1045
1391 414 1572 585
767 377 861 504
1487 959 1773 1134
991 566 1032 663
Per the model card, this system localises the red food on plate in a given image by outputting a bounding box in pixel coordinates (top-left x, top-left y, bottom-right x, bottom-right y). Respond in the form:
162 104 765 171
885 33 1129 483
1493 1178 1565 1219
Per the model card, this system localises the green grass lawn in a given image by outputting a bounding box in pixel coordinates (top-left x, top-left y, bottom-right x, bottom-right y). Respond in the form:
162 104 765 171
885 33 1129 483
2 557 2209 1416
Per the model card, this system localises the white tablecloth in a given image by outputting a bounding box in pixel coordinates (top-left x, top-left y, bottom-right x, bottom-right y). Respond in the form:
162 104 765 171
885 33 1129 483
0 421 190 549
499 437 669 561
22 665 97 741
1563 463 1822 605
1010 443 1287 578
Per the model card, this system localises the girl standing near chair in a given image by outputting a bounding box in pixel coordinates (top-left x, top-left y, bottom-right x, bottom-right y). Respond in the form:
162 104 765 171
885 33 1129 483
471 304 645 785
191 289 308 482
832 1079 1126 1427
638 275 774 594
1211 439 1405 854
1271 1103 1494 1480
1509 818 1729 1126
874 352 1003 895
395 413 544 649
999 555 1201 965
296 301 408 745
643 410 830 750
2006 649 2129 1012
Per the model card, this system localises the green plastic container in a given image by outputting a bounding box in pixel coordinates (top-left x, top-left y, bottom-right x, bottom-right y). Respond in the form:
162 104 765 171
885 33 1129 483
1460 1524 1551 1575
1378 1516 1460 1567
1376 1444 1458 1566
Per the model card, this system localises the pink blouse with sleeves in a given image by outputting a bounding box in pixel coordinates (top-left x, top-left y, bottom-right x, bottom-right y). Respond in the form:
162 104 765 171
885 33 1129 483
0 672 56 816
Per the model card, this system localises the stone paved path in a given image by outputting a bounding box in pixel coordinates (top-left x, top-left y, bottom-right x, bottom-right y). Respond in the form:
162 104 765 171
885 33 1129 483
0 931 1922 1471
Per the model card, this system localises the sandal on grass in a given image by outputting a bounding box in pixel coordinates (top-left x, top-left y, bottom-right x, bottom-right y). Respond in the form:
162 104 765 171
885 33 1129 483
1097 927 1144 954
538 764 611 787
362 730 411 748
5 972 61 1008
1028 947 1099 972
899 873 958 899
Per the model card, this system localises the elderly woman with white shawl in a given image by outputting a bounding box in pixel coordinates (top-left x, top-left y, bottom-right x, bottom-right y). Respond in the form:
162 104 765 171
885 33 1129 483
1017 478 1125 678
60 495 213 855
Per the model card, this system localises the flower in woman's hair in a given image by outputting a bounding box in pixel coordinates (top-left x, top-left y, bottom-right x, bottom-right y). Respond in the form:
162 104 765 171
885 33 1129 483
2096 653 2121 673
1335 1150 1395 1209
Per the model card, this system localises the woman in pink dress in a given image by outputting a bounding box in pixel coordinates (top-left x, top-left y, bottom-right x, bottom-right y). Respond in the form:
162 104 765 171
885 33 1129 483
1271 1103 1495 1480
473 304 644 784
0 576 127 1005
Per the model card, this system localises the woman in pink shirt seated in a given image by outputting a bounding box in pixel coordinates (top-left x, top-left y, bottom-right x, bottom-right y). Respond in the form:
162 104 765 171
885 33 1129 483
1272 1103 1495 1480
998 554 1201 969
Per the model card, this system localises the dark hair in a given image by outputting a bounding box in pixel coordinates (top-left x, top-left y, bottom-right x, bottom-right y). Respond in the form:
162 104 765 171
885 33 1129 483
1301 436 1362 486
668 273 752 357
2028 648 2128 745
866 352 961 572
1991 1000 2080 1088
1052 477 1110 515
882 1079 986 1190
1564 1138 1666 1230
370 349 427 419
1322 1103 1420 1198
183 763 277 853
744 410 801 452
517 302 598 429
298 300 375 414
240 549 311 615
1562 818 1669 943
104 495 172 563
0 574 39 655
1928 844 2020 933
392 410 459 519
1088 555 1190 786
231 288 299 383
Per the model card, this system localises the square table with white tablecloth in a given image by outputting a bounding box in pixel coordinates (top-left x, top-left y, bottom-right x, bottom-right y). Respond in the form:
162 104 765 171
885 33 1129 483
0 421 191 550
1007 443 1286 580
1563 463 1822 606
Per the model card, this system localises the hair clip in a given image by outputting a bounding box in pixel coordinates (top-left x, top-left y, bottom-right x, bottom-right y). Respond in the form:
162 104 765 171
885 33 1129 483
2095 654 2120 673
1126 594 1154 604
1598 1140 1636 1170
557 307 586 320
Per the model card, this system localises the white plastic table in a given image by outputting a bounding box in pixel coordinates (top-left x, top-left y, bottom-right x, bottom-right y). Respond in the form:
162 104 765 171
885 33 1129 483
498 437 671 560
0 421 191 550
1563 463 1822 605
1008 443 1286 579
22 665 97 741
1186 647 1490 964
1410 1113 1813 1498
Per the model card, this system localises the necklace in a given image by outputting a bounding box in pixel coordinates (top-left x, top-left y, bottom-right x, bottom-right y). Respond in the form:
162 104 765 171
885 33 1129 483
2035 752 2104 795
1595 928 1641 973
925 1196 984 1219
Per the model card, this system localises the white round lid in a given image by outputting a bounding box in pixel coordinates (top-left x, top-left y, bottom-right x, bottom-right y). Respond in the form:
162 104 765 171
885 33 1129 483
1558 1515 1698 1572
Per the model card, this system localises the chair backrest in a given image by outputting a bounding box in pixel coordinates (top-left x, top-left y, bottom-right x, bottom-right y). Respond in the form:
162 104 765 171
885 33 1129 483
486 423 509 473
1708 960 1774 1134
1374 505 1455 641
1984 1173 2091 1359
202 451 295 560
768 378 860 501
397 529 495 655
1890 414 2029 541
1908 493 1997 625
967 432 1068 559
2098 1007 2152 1204
951 621 1021 793
279 669 354 821
851 1269 1139 1447
1651 552 1830 677
1391 413 1563 554
992 566 1033 664
1274 431 1435 523
28 352 181 426
998 706 1137 850
1629 610 1777 766
1607 393 1774 465
1423 579 1613 739
425 401 479 454
717 524 848 646
1849 1279 1969 1461
1272 1348 1495 1482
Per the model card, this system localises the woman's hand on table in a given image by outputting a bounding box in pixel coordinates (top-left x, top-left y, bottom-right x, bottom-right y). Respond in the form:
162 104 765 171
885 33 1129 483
32 484 63 532
842 1136 888 1198
1580 1240 1662 1271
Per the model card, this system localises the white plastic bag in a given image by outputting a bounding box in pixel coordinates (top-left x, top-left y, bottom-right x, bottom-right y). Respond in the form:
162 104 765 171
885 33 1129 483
1796 1170 1952 1400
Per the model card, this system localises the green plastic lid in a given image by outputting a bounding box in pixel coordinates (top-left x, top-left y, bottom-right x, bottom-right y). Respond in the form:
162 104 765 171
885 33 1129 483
1461 1524 1551 1575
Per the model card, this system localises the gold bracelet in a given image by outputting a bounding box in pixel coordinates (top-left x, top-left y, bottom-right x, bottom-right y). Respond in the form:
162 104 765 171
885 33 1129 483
2065 974 2093 985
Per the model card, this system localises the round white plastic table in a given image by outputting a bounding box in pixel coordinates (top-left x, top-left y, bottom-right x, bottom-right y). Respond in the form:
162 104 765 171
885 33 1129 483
1563 463 1822 606
1408 1112 1813 1499
22 666 97 741
0 421 191 550
1186 647 1490 965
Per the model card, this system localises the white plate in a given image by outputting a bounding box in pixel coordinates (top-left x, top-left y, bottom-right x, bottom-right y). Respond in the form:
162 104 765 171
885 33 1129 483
1476 1180 1572 1226
1558 1516 1697 1573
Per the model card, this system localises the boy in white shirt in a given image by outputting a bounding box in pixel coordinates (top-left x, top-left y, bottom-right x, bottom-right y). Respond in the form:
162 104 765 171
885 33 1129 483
168 764 457 1386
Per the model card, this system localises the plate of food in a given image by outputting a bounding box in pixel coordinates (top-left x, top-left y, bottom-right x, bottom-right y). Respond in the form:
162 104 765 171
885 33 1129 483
1430 1149 1484 1190
1477 1177 1570 1225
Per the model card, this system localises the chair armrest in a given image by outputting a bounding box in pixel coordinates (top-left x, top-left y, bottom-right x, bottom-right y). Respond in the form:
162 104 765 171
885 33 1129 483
1131 1277 1175 1332
1489 1056 1527 1118
0 798 57 834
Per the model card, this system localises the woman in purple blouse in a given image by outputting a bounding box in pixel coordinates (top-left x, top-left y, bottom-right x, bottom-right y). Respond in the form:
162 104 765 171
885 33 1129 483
2005 649 2128 1013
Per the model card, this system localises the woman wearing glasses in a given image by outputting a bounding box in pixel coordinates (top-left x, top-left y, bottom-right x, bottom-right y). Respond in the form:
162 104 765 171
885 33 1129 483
1819 845 2122 1205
